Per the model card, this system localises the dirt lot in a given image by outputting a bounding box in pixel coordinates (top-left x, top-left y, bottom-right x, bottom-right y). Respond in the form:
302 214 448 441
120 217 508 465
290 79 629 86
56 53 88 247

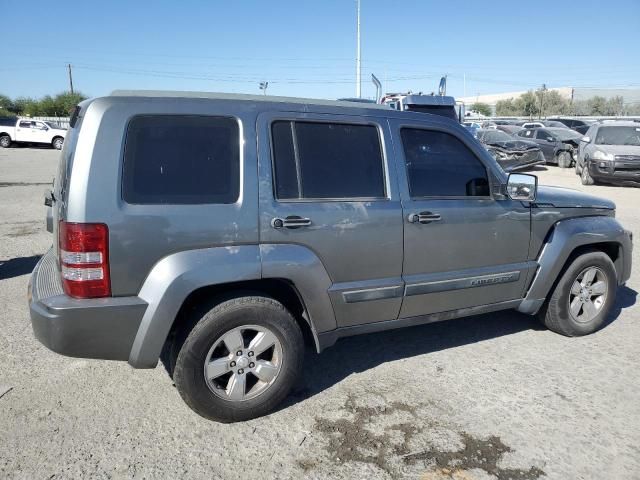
1 147 638 480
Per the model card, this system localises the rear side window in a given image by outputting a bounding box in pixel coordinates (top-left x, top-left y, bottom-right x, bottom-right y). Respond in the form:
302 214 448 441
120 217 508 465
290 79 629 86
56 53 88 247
123 115 240 204
271 120 385 200
400 128 489 197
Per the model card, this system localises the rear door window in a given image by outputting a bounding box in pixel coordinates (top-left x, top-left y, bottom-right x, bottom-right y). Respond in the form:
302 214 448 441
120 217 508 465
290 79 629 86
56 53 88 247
271 120 386 200
123 115 240 204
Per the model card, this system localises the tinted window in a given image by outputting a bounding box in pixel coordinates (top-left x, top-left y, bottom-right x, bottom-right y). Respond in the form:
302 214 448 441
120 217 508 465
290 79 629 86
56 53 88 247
271 120 385 200
519 129 534 138
401 129 489 197
535 129 552 140
123 115 239 204
19 121 32 128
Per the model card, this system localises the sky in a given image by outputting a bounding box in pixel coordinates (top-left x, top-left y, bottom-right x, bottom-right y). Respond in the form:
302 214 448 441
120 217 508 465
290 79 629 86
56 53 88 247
3 0 640 101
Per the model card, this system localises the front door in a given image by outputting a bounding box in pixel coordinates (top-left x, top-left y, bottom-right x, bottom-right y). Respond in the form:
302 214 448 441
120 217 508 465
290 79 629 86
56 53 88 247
389 121 534 319
258 112 404 327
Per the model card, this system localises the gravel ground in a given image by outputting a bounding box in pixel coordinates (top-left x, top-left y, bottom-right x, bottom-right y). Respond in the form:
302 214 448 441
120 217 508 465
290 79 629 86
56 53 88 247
0 148 638 480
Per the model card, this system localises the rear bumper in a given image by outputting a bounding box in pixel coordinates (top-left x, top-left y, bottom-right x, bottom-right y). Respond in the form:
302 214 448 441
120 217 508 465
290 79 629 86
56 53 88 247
28 249 147 361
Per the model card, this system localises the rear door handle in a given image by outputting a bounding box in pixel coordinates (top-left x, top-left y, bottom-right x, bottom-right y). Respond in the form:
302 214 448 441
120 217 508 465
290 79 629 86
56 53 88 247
408 211 441 224
271 216 312 229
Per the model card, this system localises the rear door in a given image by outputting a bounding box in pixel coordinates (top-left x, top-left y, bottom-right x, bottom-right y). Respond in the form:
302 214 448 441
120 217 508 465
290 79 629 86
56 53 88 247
257 112 404 327
389 119 534 319
15 120 34 142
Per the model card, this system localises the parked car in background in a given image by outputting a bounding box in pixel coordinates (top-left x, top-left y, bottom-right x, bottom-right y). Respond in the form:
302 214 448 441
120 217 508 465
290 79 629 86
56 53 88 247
0 118 67 149
517 127 583 167
463 121 481 137
28 91 633 422
476 129 545 171
576 120 640 186
542 120 569 128
521 121 545 129
549 118 595 135
496 125 523 136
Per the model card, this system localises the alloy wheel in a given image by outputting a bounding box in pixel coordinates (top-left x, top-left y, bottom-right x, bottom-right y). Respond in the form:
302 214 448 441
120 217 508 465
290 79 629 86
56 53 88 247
568 266 608 323
203 324 283 401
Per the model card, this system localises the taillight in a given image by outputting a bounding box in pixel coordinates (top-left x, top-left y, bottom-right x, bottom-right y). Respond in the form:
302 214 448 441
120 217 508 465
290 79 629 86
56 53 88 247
59 221 111 298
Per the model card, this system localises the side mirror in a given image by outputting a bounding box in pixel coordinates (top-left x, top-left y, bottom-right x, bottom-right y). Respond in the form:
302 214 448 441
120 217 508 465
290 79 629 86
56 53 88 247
507 173 537 202
581 136 591 143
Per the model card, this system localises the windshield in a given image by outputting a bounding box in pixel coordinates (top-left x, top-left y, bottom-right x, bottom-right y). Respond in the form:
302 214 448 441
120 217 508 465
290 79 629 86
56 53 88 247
595 126 640 146
548 128 582 140
481 130 513 143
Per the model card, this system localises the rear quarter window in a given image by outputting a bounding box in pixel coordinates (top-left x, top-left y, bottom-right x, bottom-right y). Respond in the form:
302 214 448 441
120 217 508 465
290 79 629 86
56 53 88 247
122 115 240 204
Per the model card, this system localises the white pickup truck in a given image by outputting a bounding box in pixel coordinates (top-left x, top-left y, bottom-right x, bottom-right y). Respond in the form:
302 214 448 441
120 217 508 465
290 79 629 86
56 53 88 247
0 118 67 149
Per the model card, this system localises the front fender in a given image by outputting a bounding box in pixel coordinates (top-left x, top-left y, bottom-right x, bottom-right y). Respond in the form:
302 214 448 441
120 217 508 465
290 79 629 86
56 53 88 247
518 215 632 314
128 245 261 368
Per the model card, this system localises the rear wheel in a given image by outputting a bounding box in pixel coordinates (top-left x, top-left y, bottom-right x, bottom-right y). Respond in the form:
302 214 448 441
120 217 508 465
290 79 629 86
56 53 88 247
173 295 304 422
52 137 64 150
0 135 11 148
539 251 616 336
557 151 572 168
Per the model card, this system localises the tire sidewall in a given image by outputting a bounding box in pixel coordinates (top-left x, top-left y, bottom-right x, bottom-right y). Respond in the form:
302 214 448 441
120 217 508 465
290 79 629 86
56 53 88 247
553 252 617 336
557 151 571 168
174 297 303 422
0 136 10 148
53 137 63 150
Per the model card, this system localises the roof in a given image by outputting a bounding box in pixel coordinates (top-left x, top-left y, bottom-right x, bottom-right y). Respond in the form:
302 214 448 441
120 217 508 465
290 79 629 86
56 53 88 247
110 90 390 110
596 120 640 127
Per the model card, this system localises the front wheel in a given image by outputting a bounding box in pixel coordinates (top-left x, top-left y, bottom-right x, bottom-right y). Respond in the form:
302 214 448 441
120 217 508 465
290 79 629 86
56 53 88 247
52 137 64 150
173 295 304 422
539 251 617 336
0 135 11 148
581 163 595 185
557 151 572 168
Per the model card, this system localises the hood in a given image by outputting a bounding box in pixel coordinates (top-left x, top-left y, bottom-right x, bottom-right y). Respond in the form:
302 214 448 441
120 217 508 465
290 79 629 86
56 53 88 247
535 185 615 210
486 139 538 151
595 145 640 156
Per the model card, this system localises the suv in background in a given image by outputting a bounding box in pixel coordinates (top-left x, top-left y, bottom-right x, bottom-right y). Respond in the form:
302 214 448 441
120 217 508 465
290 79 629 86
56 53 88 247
576 120 640 185
550 118 595 135
28 91 632 422
517 127 583 167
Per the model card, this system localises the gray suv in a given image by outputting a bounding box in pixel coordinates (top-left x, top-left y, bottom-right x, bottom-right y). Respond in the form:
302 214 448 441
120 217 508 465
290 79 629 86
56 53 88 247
28 91 633 422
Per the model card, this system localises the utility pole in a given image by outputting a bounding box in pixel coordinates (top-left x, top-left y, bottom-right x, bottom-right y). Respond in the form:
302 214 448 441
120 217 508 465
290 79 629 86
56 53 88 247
67 64 74 95
539 83 546 119
356 0 361 98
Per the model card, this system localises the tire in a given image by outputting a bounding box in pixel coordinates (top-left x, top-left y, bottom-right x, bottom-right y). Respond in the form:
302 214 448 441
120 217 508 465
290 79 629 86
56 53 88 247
52 137 64 150
173 295 304 422
539 250 616 336
0 135 11 148
581 163 595 185
557 151 572 168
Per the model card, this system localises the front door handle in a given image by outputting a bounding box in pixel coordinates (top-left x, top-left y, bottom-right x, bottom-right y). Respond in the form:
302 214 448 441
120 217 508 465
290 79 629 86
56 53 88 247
271 216 312 229
408 211 441 224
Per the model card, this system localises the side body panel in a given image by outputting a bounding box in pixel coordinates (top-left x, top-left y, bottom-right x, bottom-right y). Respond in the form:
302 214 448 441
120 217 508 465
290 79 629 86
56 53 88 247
64 98 260 296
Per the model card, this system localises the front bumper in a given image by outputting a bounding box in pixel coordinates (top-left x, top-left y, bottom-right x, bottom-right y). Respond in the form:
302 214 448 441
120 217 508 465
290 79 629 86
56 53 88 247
28 249 148 361
589 160 640 185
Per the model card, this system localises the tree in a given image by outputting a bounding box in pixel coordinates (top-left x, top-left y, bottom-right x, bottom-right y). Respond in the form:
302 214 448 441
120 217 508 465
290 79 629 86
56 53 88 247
0 94 16 117
495 98 519 116
470 102 492 116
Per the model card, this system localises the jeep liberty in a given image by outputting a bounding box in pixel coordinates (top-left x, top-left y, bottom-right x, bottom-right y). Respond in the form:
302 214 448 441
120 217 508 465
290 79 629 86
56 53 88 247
28 91 633 422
